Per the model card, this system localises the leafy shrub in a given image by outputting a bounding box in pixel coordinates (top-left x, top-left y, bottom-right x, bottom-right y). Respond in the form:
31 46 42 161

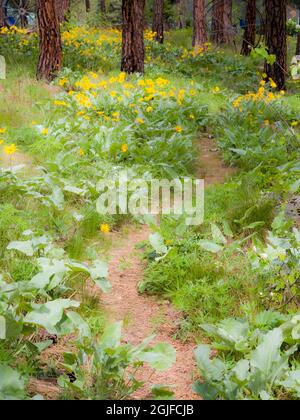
194 311 300 400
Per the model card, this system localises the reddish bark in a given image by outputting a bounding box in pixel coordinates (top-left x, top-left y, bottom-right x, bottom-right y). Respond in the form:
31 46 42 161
152 0 164 44
121 0 145 74
212 0 226 44
264 0 287 90
241 0 256 56
193 0 207 47
37 0 62 82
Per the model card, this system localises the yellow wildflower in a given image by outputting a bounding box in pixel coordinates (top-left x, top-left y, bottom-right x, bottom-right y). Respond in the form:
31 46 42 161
100 224 110 234
4 143 17 155
175 126 183 133
121 144 128 153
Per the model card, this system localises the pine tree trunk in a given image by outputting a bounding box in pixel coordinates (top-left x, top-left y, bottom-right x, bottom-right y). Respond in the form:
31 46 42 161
121 0 145 74
0 0 4 27
37 0 62 82
152 0 164 44
99 0 106 14
264 0 287 90
212 0 225 44
55 0 70 24
85 0 91 13
193 0 207 47
223 0 233 43
176 0 184 29
296 31 300 55
241 0 256 56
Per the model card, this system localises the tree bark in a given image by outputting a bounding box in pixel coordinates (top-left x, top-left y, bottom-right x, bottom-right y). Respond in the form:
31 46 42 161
121 0 145 74
296 31 300 55
241 0 256 56
99 0 106 14
212 0 225 44
55 0 71 24
152 0 164 44
264 0 287 90
193 0 207 47
37 0 62 82
223 0 233 43
0 0 4 27
176 0 184 29
85 0 91 13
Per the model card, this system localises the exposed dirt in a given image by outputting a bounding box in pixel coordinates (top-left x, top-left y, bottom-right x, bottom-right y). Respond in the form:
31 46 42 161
101 228 199 400
197 137 236 186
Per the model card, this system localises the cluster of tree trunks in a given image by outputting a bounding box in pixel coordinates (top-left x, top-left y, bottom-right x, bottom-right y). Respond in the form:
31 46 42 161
0 0 4 28
241 0 256 56
36 0 62 82
121 0 145 74
152 0 164 44
193 0 207 47
264 0 287 90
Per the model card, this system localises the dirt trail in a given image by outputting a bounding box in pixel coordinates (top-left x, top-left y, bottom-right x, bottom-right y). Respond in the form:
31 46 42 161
102 228 198 400
101 137 235 400
197 137 236 186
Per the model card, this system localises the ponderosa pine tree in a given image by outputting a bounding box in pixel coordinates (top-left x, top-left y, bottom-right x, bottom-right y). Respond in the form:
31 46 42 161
152 0 164 44
223 0 233 43
296 31 300 55
241 0 256 56
193 0 207 47
212 0 225 44
121 0 145 74
0 0 4 27
99 0 106 15
55 0 70 23
37 0 62 82
264 0 287 90
85 0 91 13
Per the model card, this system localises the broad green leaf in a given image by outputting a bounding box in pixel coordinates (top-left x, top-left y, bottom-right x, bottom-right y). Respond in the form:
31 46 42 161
66 312 91 339
100 322 122 349
211 223 227 245
140 342 176 371
250 328 284 379
198 240 223 253
7 241 34 257
149 233 168 255
0 365 26 400
24 299 80 333
0 316 5 340
194 345 225 381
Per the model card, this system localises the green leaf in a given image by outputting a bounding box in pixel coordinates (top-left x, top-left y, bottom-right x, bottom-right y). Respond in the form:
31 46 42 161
151 384 175 400
0 365 26 400
250 328 284 379
193 380 218 400
66 312 91 339
100 322 122 349
198 240 223 253
140 343 176 371
149 233 168 255
7 240 34 257
211 223 227 245
194 345 225 381
0 316 5 340
24 299 80 334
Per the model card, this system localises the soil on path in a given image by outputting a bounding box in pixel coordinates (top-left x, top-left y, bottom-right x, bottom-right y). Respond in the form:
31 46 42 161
101 137 235 400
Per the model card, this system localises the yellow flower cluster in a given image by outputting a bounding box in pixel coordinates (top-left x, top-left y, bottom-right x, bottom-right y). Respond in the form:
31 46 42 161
232 84 284 109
